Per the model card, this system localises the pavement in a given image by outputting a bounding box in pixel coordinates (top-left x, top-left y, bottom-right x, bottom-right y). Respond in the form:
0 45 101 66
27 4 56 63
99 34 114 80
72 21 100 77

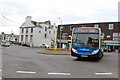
38 48 70 55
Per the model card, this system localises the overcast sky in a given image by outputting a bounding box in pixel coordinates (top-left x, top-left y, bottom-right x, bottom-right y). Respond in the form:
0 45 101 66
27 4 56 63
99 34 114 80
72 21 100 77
0 0 119 35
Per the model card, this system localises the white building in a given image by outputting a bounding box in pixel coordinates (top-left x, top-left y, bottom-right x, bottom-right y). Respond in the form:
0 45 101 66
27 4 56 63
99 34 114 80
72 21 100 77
19 16 57 47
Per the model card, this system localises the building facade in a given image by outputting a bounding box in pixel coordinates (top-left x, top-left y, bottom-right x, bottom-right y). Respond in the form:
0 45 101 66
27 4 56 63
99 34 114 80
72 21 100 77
1 32 19 42
0 34 1 41
19 16 57 47
57 22 120 51
118 1 120 22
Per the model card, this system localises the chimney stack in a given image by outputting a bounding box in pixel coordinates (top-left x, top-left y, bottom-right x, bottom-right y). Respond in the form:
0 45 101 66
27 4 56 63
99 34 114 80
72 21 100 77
26 16 32 22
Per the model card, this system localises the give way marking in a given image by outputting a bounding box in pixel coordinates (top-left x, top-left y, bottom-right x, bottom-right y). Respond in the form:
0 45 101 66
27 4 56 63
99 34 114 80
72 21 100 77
95 72 112 75
48 72 71 76
16 71 36 74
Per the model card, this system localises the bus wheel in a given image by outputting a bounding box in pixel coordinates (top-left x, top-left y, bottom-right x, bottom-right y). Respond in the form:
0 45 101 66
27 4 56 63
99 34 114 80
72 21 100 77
98 53 103 60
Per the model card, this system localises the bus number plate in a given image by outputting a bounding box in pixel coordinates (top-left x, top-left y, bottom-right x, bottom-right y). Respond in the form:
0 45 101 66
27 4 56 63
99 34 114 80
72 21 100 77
81 55 88 57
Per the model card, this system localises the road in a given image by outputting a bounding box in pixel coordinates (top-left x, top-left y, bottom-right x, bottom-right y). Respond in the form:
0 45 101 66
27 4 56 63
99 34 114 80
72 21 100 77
1 45 118 78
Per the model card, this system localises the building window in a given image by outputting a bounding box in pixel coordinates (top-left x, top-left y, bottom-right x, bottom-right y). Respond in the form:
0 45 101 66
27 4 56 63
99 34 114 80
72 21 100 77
81 25 86 27
49 31 51 34
94 24 99 28
22 28 24 33
21 35 23 41
107 35 111 38
62 33 67 40
109 24 114 30
39 31 41 33
25 35 28 43
45 33 47 38
26 28 28 33
113 33 120 40
30 35 33 42
39 28 41 33
45 27 47 31
31 28 33 33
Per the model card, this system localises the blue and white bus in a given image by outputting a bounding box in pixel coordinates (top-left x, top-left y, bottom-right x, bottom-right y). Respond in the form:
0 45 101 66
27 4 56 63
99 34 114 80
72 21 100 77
71 27 103 60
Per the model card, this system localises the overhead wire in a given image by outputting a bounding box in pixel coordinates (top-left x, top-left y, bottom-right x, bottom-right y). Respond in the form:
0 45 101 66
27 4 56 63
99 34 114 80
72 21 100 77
1 14 20 24
0 14 21 26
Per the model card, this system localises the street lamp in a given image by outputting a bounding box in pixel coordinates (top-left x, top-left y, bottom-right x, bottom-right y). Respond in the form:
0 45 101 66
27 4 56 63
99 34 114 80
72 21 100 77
53 23 57 50
58 18 63 48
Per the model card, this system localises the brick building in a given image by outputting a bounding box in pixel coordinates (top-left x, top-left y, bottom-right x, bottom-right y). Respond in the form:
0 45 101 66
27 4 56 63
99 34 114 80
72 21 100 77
57 22 120 51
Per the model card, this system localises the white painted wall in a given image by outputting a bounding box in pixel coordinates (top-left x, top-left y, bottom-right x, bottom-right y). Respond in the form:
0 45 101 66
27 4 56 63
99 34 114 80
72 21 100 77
19 16 57 47
33 25 54 47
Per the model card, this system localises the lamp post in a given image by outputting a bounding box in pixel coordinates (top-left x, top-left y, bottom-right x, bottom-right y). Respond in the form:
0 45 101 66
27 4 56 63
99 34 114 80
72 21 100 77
69 25 73 50
58 18 63 48
54 23 57 50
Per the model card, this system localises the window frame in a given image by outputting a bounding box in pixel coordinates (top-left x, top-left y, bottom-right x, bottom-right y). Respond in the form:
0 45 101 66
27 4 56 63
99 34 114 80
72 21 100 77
109 24 114 30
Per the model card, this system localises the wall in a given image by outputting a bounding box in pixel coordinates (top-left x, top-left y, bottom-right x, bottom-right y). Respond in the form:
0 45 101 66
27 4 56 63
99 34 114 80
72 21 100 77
57 22 120 41
118 1 120 22
33 26 52 47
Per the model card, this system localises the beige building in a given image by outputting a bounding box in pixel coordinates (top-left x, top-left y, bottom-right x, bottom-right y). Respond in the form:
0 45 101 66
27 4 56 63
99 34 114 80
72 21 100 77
1 32 19 42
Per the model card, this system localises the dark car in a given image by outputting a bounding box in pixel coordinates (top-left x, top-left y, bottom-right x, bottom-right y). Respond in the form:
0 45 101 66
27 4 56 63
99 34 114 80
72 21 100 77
104 47 112 52
40 44 49 48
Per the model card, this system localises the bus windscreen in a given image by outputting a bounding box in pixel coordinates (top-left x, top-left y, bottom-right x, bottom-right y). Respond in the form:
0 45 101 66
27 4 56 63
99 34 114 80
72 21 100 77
72 33 99 48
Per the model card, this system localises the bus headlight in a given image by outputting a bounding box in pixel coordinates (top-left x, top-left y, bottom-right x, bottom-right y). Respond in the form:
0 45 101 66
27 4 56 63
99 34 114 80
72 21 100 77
72 48 78 53
92 49 99 54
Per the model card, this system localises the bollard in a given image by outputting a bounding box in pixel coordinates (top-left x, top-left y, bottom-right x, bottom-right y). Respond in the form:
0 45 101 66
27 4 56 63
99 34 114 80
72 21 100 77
54 43 57 50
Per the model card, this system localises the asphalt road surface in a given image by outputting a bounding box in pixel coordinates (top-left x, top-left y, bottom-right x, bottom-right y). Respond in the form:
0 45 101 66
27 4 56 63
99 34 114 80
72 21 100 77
1 45 118 78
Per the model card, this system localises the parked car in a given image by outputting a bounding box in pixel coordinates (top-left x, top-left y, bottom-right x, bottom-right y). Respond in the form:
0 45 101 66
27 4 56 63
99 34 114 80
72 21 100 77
40 44 49 48
22 43 30 47
12 42 18 44
1 42 10 47
104 47 112 52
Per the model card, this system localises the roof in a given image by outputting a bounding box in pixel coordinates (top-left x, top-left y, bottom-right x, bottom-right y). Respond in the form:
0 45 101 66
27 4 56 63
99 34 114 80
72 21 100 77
31 21 42 28
59 22 119 26
47 25 54 29
20 21 42 28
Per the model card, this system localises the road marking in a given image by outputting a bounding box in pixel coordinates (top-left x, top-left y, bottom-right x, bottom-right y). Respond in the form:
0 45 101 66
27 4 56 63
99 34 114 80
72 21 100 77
0 70 2 72
16 71 36 74
95 72 112 75
48 72 71 76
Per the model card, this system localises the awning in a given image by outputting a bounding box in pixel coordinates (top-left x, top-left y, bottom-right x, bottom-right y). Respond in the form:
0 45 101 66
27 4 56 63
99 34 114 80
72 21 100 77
106 43 120 46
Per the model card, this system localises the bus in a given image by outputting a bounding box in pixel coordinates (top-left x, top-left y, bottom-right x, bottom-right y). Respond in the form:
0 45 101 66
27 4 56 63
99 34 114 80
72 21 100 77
71 27 103 60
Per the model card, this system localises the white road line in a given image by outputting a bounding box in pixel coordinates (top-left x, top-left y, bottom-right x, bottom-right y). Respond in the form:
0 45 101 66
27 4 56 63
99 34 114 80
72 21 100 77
48 72 71 76
0 70 2 72
95 72 112 75
16 71 36 74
